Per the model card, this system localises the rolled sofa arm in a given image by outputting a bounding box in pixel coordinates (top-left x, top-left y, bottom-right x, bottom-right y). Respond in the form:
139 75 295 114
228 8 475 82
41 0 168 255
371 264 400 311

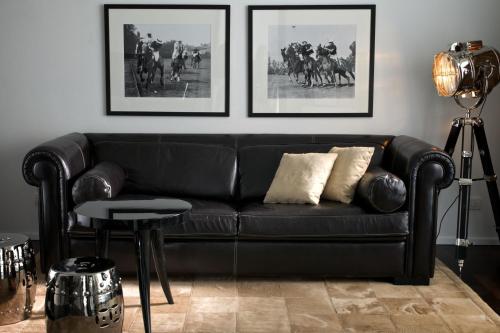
22 133 90 273
23 132 90 186
384 135 455 283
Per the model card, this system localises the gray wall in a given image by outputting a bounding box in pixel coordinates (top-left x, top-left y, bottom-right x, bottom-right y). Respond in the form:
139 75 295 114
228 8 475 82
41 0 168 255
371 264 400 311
0 0 499 244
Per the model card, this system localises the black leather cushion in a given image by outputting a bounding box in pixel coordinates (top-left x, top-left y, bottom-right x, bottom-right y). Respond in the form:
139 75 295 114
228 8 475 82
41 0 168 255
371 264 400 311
356 167 406 213
239 201 408 239
164 197 238 237
72 162 125 204
91 141 237 200
238 143 386 200
68 195 238 238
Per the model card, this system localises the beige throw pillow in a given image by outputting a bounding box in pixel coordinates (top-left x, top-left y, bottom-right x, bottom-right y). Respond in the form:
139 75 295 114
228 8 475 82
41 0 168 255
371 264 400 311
264 153 338 205
322 146 375 204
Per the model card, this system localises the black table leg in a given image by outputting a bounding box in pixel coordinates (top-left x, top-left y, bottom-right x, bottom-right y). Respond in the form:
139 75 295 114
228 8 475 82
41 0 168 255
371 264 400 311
151 229 174 304
134 229 152 333
95 229 110 258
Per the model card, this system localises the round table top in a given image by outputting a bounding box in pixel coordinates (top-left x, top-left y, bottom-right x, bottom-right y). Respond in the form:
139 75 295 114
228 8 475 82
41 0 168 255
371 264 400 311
74 198 192 230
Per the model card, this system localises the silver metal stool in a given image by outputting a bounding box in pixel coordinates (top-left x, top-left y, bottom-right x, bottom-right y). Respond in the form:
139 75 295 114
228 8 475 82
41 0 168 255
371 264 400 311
45 257 123 333
0 233 37 326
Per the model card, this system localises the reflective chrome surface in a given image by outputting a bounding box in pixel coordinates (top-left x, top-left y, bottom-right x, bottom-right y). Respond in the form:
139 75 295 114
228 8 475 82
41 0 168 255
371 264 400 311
433 40 500 98
0 233 37 325
45 257 123 333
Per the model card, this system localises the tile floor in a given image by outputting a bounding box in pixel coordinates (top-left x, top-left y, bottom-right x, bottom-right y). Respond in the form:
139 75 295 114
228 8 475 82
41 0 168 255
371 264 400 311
1 260 499 332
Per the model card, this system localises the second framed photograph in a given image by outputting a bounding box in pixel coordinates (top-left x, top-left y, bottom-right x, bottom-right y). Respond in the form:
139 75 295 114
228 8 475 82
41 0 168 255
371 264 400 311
105 4 230 116
249 5 375 117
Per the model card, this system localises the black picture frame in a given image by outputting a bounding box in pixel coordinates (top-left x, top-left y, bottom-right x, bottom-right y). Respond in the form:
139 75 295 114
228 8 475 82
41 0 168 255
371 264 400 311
105 4 230 116
248 5 376 117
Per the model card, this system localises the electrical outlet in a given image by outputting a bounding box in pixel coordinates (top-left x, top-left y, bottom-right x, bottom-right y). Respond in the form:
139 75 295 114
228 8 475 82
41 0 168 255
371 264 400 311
469 196 481 210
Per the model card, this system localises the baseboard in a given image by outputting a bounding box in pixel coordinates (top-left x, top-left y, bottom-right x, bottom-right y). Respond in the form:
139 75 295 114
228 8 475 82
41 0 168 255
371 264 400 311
437 236 500 245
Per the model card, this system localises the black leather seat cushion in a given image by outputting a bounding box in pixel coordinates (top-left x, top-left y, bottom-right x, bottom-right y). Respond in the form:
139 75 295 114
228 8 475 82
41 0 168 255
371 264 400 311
69 196 238 238
165 198 238 238
239 201 408 239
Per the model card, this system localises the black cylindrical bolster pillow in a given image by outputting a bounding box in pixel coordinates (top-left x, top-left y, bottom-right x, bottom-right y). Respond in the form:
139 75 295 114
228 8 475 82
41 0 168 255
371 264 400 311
72 162 126 205
356 167 406 213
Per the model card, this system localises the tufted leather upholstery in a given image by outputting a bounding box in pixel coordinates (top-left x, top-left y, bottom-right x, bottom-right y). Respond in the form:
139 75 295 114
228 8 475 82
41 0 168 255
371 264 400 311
22 133 455 284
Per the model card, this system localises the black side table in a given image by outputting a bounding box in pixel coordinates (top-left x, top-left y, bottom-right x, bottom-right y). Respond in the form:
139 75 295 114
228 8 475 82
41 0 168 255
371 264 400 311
74 198 191 333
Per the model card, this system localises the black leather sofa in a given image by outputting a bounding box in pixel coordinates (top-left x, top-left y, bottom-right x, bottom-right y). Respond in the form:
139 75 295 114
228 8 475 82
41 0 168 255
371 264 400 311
22 133 454 285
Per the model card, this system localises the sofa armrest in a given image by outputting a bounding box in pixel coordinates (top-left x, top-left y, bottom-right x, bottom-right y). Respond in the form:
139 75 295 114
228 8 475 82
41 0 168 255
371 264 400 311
23 132 90 186
22 133 90 273
384 135 454 191
384 135 455 283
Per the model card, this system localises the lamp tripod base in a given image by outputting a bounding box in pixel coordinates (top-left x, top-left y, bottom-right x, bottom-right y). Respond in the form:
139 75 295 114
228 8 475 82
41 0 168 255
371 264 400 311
444 114 500 272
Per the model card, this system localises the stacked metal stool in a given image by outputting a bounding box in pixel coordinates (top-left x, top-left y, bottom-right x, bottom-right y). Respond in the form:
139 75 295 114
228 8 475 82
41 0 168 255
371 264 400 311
45 256 124 333
0 233 37 325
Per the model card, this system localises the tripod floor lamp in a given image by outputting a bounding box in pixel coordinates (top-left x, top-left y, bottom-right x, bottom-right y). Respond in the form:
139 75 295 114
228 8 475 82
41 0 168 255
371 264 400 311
432 40 500 273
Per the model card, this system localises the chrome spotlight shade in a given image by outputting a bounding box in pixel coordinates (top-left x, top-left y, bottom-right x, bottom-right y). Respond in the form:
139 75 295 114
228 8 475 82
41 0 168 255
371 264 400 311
432 40 500 98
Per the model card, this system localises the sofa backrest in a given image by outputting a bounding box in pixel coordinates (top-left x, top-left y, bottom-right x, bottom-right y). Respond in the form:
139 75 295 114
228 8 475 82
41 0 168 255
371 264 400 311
85 133 394 202
236 134 393 201
86 134 238 201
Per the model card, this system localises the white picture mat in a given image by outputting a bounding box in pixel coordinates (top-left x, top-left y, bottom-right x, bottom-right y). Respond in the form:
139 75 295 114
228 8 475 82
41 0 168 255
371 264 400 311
108 9 227 113
252 9 372 114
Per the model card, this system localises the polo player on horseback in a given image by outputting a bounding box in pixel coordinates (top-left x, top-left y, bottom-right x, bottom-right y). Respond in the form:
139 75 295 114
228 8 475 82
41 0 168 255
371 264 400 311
324 41 337 59
171 40 184 81
299 41 315 62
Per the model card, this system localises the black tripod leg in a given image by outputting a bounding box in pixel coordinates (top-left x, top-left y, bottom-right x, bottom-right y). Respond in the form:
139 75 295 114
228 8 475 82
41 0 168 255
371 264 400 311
444 118 463 156
473 118 500 240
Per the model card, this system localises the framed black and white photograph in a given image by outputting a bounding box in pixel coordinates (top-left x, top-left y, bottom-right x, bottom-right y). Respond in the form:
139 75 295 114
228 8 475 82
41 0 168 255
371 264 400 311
249 5 375 117
105 5 230 116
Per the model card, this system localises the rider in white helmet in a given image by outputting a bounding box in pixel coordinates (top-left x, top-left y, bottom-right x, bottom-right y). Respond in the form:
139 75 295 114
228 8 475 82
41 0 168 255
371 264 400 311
172 40 183 60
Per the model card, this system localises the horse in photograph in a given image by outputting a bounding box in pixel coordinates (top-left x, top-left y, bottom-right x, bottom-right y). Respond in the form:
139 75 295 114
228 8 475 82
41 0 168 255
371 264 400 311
281 45 305 85
139 40 165 89
315 44 351 87
298 43 322 87
192 52 201 69
316 45 336 85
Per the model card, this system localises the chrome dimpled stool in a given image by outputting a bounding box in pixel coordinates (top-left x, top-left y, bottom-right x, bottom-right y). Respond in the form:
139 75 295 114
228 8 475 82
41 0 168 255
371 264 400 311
0 233 37 325
45 257 123 333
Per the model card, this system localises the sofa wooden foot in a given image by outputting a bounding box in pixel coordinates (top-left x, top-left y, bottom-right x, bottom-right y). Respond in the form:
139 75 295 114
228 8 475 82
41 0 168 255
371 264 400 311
393 277 430 285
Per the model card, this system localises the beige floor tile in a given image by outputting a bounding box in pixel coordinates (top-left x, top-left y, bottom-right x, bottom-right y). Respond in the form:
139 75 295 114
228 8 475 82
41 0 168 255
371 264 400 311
430 269 455 285
150 278 193 298
184 312 236 333
288 313 342 333
430 298 485 316
150 296 190 313
237 311 291 333
370 282 422 298
122 306 139 331
279 281 328 298
285 297 333 315
331 298 387 315
237 279 282 297
390 314 452 333
190 297 238 313
339 314 396 332
417 284 467 299
0 320 26 333
131 312 185 333
380 298 435 315
192 278 237 297
440 315 500 333
325 280 376 298
239 297 286 313
20 315 45 333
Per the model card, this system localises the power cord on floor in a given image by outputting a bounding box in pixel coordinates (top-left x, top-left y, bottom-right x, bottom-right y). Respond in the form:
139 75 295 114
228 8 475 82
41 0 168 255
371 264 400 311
436 194 459 241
